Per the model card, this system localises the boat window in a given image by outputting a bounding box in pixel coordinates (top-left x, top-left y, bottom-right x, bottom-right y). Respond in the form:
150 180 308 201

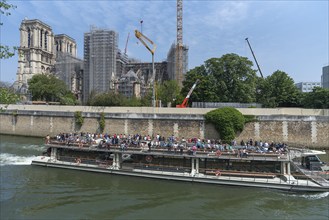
306 156 320 162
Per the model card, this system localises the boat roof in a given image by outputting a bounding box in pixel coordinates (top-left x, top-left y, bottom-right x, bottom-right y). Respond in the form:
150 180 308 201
301 150 326 156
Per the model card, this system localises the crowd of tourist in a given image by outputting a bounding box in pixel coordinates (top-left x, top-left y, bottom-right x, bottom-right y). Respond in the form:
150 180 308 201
48 132 288 155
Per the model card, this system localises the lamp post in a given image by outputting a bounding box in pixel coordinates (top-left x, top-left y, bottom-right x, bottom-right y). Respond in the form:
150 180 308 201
134 30 157 107
152 54 155 107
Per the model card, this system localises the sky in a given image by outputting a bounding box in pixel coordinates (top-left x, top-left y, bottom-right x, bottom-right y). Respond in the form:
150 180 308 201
0 0 328 84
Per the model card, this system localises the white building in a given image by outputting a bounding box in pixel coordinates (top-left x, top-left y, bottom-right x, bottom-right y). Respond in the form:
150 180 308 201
295 82 322 93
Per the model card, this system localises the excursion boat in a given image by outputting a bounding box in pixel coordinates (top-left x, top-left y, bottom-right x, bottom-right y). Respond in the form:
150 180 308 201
32 140 329 192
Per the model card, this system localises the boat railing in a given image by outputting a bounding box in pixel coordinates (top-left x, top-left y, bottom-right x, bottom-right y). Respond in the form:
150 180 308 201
49 155 327 187
49 141 288 161
58 156 113 167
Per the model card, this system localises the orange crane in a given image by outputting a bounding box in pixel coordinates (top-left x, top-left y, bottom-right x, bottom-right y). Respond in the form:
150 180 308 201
176 79 199 108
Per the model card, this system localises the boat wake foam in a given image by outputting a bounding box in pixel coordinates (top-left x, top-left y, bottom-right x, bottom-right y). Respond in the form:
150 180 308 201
21 144 46 152
0 153 36 166
288 192 329 199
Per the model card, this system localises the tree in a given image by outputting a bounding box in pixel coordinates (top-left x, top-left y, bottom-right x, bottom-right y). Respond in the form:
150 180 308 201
182 65 219 105
302 87 329 109
0 87 20 105
257 70 302 107
89 92 145 107
157 80 180 107
28 74 77 104
181 53 258 105
0 0 17 59
208 54 258 103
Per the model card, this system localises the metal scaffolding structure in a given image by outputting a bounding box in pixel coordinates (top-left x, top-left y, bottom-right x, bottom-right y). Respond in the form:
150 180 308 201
55 52 83 101
167 43 188 83
83 27 118 103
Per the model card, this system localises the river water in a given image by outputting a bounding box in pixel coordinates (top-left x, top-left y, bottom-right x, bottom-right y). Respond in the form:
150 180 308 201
0 134 328 220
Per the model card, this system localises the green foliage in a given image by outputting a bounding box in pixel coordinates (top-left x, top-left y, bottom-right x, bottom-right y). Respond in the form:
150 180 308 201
256 70 302 107
182 54 257 104
205 107 245 143
182 66 219 104
99 112 105 132
0 0 17 59
74 111 84 127
0 87 20 105
89 92 129 106
157 80 180 106
89 91 153 107
302 87 329 109
28 74 77 104
140 91 152 106
60 93 78 105
244 115 257 123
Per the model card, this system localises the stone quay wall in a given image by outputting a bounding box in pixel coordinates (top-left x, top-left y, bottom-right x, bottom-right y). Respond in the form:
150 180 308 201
0 105 328 148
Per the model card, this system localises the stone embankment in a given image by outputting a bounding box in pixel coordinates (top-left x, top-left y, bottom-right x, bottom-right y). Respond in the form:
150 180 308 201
0 105 328 148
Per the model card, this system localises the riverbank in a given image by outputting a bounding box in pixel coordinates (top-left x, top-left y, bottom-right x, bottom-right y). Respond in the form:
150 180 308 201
1 105 328 148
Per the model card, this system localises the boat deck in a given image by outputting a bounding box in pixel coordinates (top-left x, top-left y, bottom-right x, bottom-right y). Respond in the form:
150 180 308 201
47 142 289 162
292 163 329 187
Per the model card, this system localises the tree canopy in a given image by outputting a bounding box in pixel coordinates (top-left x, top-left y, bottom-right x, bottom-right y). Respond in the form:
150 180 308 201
302 87 329 109
156 80 180 107
0 0 17 59
0 87 19 105
28 74 77 105
256 70 302 107
181 53 258 105
88 91 152 107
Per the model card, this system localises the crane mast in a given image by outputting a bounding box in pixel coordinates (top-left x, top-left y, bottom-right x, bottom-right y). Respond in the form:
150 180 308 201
176 0 183 88
124 32 130 55
245 37 264 78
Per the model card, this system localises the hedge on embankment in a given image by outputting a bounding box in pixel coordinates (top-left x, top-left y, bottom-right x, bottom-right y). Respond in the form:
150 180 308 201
205 107 246 143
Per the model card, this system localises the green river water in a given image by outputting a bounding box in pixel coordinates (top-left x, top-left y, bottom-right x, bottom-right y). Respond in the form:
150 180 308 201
0 134 328 220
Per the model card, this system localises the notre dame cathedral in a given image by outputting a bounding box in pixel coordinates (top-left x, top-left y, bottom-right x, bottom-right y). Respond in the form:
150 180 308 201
14 18 83 101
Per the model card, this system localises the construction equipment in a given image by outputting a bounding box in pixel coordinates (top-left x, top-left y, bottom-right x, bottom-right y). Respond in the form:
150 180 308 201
176 79 199 108
176 0 184 87
134 30 157 107
124 33 130 55
245 37 264 78
134 30 156 55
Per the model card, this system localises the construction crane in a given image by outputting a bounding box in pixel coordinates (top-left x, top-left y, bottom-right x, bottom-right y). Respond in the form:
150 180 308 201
124 33 130 55
134 30 157 107
134 30 156 55
176 79 199 108
176 0 184 88
245 37 264 78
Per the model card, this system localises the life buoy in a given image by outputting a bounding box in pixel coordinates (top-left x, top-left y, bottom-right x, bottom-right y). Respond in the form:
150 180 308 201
215 170 221 176
145 155 153 163
216 150 222 157
122 154 131 160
